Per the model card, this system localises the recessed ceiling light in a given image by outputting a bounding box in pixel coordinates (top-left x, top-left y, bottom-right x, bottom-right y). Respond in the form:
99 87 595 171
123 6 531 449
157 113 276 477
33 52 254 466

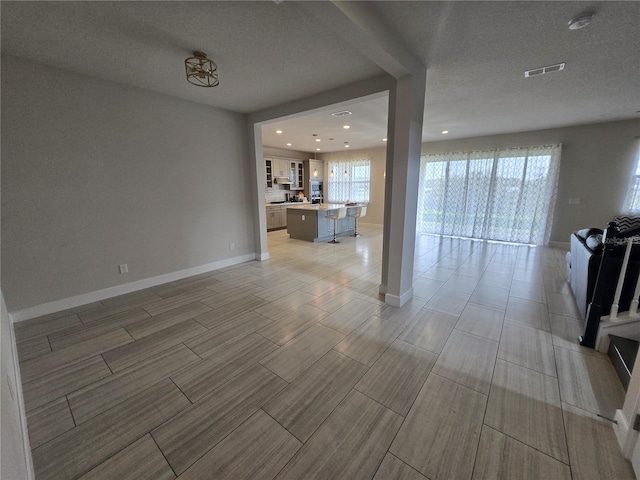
345 145 350 148
315 138 321 142
316 148 321 151
276 130 283 134
286 143 292 146
331 110 352 117
382 138 387 142
343 125 351 129
442 130 449 134
568 12 594 30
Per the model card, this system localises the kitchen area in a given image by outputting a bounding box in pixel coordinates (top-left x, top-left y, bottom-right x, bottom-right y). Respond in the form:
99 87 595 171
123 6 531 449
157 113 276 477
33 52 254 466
264 157 320 231
265 156 362 242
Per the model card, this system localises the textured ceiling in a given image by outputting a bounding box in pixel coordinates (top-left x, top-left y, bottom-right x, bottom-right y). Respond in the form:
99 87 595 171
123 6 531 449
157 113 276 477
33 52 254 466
374 1 640 141
0 1 383 113
2 1 639 154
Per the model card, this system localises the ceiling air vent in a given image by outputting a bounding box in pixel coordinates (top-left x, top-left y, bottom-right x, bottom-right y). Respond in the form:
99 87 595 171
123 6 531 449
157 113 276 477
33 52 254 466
524 62 565 78
331 110 352 117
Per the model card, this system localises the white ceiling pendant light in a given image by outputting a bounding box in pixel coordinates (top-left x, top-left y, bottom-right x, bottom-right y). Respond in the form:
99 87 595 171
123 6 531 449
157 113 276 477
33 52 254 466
568 12 595 30
185 51 219 87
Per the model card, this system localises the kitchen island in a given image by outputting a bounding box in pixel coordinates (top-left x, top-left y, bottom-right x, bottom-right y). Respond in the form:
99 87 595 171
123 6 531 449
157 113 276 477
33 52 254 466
286 204 361 242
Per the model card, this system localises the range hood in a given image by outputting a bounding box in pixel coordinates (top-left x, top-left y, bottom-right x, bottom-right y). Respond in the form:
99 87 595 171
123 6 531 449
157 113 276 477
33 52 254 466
274 176 292 184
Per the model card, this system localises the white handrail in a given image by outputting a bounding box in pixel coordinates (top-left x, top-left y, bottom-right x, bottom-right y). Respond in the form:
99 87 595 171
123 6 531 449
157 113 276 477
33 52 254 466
610 238 633 321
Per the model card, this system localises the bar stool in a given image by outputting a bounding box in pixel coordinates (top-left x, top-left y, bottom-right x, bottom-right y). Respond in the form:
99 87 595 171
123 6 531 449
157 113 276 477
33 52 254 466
326 207 347 244
348 206 367 237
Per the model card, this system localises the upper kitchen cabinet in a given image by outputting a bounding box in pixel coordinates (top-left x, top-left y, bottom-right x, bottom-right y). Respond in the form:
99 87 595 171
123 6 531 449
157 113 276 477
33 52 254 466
267 158 292 187
265 157 304 189
271 158 289 177
265 158 273 188
289 161 304 190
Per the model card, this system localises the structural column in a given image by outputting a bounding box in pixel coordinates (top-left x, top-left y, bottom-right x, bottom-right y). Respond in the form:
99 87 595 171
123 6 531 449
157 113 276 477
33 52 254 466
380 70 426 306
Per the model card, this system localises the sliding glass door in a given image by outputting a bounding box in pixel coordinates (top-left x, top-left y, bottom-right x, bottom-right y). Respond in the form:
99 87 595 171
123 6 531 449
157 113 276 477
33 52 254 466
417 145 561 245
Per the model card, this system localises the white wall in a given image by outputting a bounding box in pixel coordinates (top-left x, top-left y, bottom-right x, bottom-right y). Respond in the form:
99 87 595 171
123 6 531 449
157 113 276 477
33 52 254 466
1 56 255 312
322 119 639 242
1 292 32 479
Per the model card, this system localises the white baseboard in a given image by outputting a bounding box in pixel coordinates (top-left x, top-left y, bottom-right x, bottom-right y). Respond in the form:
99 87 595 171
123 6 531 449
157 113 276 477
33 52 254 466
549 241 570 249
7 311 35 479
385 287 414 307
614 408 639 459
256 252 270 261
11 253 257 322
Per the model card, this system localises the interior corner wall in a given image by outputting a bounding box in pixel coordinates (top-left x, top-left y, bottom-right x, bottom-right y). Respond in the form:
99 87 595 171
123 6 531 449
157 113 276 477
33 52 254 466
319 147 387 225
1 55 255 312
1 291 32 479
421 119 640 243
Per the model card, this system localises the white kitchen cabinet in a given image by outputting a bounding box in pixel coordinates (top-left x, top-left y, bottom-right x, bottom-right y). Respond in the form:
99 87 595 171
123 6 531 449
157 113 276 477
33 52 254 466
288 161 304 190
272 159 289 177
265 158 273 188
266 206 281 230
266 205 289 230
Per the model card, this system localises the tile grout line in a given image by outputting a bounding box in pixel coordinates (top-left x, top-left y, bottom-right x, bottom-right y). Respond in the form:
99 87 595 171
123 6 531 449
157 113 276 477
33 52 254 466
471 300 506 479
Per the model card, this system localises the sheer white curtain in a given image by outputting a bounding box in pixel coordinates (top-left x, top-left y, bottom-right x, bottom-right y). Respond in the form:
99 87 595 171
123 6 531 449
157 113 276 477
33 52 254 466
624 147 640 213
417 145 562 245
327 158 371 203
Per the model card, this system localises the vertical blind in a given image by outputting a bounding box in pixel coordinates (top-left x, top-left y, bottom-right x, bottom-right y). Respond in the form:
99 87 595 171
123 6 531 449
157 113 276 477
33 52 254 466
327 158 371 203
417 145 562 245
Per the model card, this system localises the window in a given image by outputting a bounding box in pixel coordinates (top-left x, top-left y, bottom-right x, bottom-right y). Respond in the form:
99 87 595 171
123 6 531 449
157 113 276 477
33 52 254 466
327 158 371 203
624 152 640 213
417 145 562 245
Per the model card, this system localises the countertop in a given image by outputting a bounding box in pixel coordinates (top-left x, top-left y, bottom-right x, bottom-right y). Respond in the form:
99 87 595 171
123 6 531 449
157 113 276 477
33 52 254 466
265 201 310 207
286 203 363 211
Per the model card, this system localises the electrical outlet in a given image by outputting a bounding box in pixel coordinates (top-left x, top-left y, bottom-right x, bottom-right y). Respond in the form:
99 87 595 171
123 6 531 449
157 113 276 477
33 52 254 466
302 215 305 221
229 242 235 251
119 264 128 274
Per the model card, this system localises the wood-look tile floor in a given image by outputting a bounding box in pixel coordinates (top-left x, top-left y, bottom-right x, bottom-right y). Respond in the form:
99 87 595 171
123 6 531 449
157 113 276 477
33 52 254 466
15 225 635 480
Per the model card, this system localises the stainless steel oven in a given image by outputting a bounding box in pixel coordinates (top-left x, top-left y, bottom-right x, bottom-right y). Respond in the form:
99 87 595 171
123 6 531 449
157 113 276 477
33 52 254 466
310 181 323 204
